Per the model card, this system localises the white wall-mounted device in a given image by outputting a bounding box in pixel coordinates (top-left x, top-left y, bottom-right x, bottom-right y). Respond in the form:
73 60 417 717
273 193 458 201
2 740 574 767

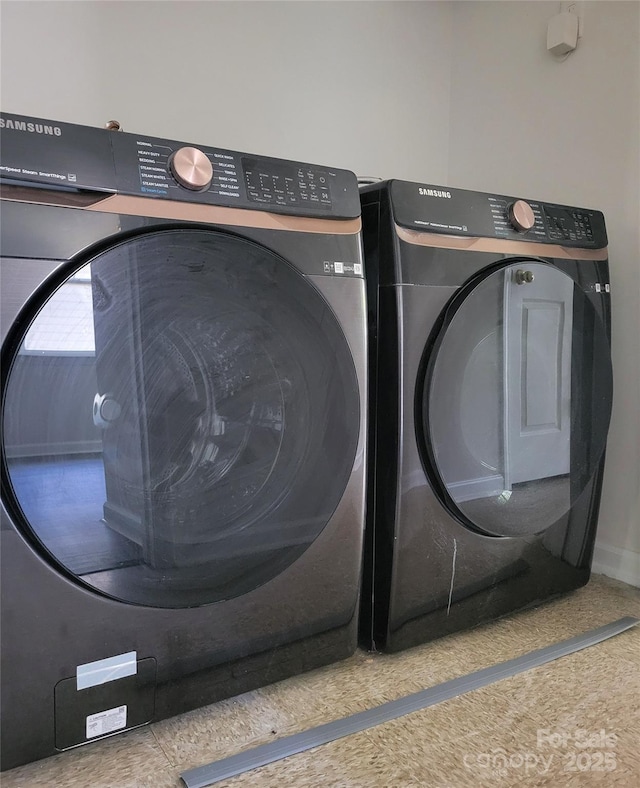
547 11 579 55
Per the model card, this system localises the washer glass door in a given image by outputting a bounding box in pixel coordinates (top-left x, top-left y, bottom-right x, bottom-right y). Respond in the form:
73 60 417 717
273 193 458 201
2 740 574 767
418 260 612 537
2 228 360 607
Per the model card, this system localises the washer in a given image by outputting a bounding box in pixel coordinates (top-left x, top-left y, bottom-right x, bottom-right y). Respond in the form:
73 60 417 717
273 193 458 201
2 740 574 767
359 179 612 653
0 113 367 769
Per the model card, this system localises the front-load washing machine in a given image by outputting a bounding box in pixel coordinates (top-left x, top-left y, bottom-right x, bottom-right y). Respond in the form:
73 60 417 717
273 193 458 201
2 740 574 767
0 113 367 769
359 179 612 653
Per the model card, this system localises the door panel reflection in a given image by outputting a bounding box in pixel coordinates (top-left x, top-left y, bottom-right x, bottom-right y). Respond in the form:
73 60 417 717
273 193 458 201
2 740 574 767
424 262 611 538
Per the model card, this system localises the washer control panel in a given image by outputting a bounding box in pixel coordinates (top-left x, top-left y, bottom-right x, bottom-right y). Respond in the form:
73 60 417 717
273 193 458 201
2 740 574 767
0 113 360 219
390 180 607 249
110 132 359 217
112 134 243 202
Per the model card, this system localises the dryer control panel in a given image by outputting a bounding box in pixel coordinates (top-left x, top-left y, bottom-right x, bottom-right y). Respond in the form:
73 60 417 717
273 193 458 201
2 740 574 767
0 113 360 219
389 180 607 248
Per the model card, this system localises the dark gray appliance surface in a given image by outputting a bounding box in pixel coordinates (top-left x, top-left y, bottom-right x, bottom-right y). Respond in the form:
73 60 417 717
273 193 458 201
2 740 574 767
360 178 607 248
360 179 612 653
0 115 367 770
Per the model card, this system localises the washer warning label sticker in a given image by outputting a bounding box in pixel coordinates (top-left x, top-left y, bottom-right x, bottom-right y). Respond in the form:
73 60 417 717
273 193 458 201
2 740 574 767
86 705 127 739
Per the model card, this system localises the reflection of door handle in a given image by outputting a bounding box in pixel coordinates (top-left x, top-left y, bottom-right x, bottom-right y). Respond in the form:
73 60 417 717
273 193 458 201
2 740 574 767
93 393 122 428
515 269 535 285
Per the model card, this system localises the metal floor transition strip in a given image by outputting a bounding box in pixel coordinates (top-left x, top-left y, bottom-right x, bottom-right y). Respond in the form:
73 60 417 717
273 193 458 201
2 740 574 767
180 616 639 788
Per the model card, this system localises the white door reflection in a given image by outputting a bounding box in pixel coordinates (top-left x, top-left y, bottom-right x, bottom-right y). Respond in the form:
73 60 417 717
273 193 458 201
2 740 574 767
428 263 577 537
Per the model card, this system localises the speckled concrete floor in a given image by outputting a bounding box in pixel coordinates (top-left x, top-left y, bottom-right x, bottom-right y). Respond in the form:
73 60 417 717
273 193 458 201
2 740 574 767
2 574 639 788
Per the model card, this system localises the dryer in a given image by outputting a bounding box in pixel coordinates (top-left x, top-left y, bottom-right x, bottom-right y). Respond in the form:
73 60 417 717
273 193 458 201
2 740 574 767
360 180 612 653
0 113 367 769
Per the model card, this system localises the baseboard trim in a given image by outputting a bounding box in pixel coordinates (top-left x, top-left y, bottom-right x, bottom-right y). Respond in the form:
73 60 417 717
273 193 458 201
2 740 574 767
592 543 640 587
446 474 505 503
4 441 103 458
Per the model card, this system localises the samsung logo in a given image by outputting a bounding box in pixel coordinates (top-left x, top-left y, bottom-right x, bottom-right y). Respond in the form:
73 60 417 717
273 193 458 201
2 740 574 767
0 118 62 136
419 187 451 199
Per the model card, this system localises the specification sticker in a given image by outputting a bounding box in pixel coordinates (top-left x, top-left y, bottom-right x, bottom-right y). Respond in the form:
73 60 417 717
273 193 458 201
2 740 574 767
86 705 127 739
323 261 363 276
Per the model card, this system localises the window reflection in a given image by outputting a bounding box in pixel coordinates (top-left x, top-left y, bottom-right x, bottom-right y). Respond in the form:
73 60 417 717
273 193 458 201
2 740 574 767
22 263 95 354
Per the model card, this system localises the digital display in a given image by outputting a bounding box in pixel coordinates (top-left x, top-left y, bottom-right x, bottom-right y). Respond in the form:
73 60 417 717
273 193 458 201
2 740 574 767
545 206 575 229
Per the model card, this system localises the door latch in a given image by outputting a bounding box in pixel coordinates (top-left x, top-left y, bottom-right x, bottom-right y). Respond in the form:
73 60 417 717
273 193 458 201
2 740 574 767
93 392 122 428
515 269 535 285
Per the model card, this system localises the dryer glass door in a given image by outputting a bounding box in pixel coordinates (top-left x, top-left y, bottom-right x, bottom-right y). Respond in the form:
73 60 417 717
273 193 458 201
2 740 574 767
419 260 612 537
2 228 360 607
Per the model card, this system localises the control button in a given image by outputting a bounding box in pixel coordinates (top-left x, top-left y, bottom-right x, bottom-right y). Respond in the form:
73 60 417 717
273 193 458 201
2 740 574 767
508 200 536 232
169 147 213 190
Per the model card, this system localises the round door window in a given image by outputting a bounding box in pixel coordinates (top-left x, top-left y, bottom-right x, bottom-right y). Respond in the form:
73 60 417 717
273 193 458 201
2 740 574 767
2 228 360 607
417 260 612 538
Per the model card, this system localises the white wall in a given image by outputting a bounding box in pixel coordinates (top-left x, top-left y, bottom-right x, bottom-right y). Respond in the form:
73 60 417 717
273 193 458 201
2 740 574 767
448 0 640 586
0 0 453 181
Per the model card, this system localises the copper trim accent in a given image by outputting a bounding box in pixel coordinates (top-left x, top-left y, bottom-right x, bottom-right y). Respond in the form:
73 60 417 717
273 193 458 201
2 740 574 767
394 224 608 261
85 194 362 234
0 184 110 208
0 187 360 233
509 199 535 232
1 188 361 233
170 147 214 190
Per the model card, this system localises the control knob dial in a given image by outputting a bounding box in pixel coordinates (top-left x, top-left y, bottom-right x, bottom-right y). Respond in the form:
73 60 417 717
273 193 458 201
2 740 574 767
169 147 213 191
508 199 535 233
